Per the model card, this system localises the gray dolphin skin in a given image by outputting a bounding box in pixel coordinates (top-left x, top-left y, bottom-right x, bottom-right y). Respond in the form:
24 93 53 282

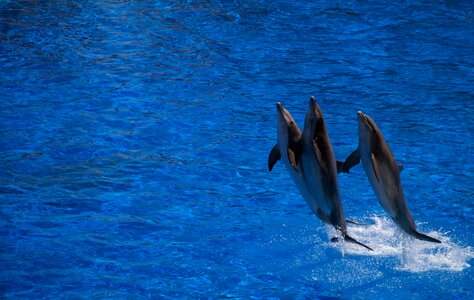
341 111 441 243
268 102 331 224
300 97 373 251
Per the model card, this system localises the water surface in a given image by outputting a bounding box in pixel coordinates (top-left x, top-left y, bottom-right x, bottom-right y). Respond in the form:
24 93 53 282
1 0 473 298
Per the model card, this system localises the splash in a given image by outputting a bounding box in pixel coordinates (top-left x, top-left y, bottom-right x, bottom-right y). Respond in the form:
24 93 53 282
325 216 474 272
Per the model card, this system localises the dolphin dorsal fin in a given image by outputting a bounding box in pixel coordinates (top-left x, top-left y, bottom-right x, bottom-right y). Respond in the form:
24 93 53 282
268 145 281 172
370 153 380 183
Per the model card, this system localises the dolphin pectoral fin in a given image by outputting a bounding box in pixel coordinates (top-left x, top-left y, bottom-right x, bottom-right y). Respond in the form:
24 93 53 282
336 160 345 173
268 145 281 172
312 140 323 167
370 153 380 183
287 148 298 172
410 229 442 243
342 149 360 173
293 140 303 168
344 235 374 251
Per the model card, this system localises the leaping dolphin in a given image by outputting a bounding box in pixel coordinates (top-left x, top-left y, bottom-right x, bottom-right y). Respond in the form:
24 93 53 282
300 97 373 251
341 111 441 243
268 102 331 224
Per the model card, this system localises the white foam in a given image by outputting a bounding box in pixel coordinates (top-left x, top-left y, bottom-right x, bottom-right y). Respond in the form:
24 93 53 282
326 215 474 272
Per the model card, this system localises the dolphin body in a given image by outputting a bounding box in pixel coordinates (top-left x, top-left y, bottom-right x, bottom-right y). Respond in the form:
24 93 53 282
268 102 331 224
299 97 373 251
341 111 441 243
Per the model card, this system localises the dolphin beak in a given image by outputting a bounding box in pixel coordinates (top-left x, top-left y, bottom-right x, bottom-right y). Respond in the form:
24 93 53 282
309 96 317 110
276 102 284 115
308 96 321 119
357 111 374 131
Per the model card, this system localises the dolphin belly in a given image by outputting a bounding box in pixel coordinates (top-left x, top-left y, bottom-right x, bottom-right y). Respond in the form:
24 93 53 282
300 151 333 216
360 153 398 218
283 160 329 223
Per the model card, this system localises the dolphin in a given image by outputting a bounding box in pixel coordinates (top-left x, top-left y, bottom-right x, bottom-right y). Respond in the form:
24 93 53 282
341 111 441 243
268 102 331 224
299 97 373 251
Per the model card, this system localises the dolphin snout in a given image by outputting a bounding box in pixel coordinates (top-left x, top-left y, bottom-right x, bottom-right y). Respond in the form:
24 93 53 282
276 102 283 112
309 96 317 109
307 96 321 119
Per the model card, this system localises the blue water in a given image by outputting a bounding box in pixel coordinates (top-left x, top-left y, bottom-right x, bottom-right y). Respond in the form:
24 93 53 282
1 0 473 298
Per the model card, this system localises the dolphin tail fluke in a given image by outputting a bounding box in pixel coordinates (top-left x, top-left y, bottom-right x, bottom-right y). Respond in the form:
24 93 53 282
346 219 368 226
410 229 442 243
344 235 374 251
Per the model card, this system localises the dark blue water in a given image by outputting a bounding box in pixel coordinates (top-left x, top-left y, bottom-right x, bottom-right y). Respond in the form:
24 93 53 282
1 0 473 298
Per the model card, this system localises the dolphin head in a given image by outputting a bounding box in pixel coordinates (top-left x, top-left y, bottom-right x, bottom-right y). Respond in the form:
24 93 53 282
357 111 379 142
276 102 301 146
357 111 377 132
304 96 324 139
